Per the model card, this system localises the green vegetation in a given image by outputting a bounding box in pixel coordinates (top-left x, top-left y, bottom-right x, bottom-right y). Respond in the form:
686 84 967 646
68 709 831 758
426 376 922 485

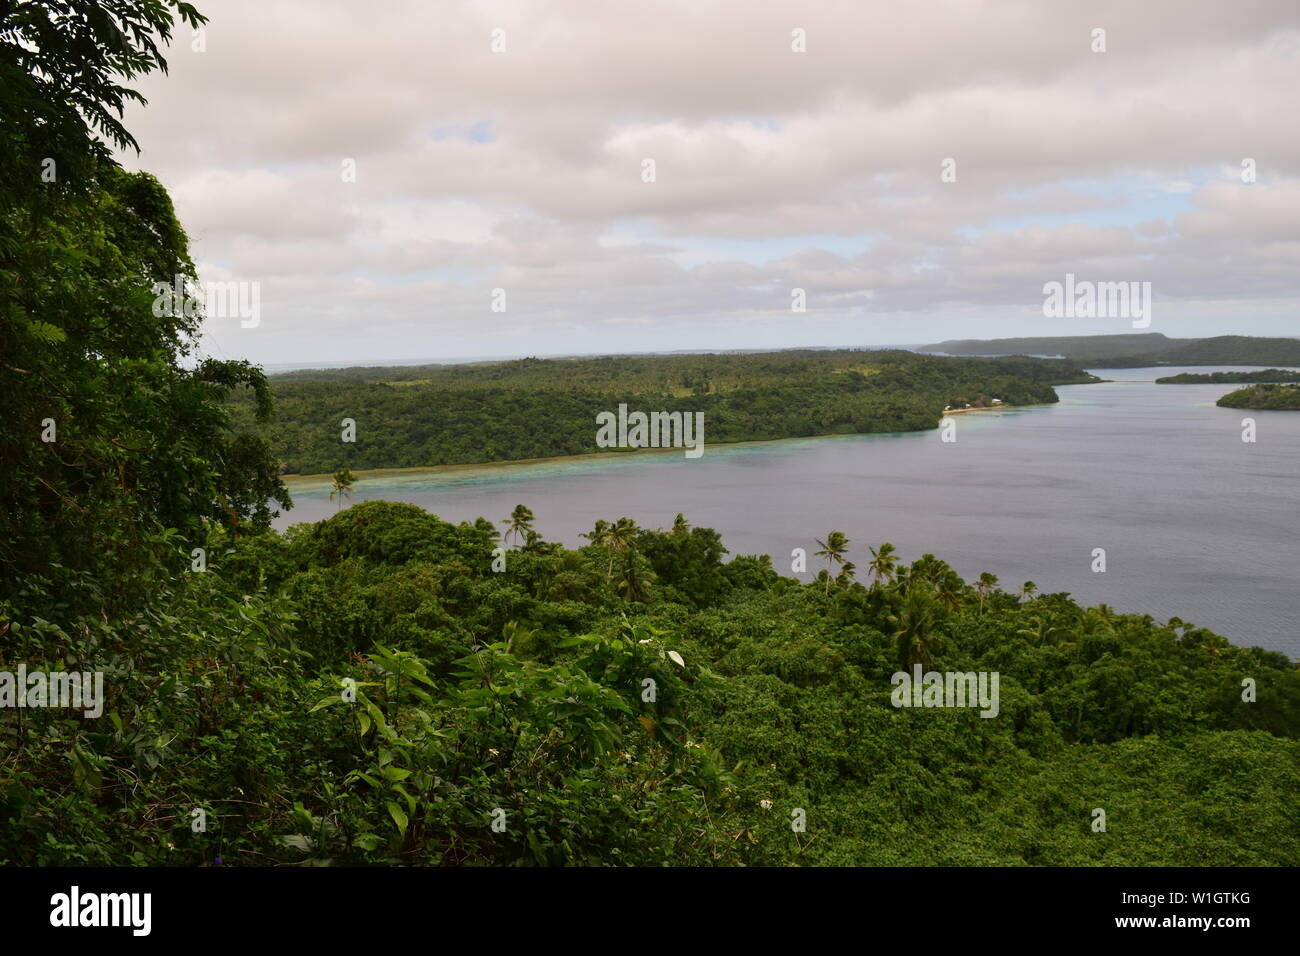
924 333 1300 368
233 351 1099 475
3 0 1297 869
5 501 1298 866
0 0 287 608
1157 369 1300 384
1215 384 1300 410
330 468 357 511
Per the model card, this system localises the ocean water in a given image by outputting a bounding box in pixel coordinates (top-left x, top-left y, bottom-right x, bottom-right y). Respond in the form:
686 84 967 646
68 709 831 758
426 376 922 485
277 367 1300 656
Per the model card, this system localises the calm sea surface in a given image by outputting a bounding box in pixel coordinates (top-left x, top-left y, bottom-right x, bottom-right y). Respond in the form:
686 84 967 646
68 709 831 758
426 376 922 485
277 367 1300 657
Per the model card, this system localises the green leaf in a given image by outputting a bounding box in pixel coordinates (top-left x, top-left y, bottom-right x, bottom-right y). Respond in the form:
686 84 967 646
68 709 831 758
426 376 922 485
387 801 408 837
26 320 67 344
392 783 417 815
362 698 388 730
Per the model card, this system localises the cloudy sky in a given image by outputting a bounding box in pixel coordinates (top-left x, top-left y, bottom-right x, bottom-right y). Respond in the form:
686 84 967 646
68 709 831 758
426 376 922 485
119 0 1300 367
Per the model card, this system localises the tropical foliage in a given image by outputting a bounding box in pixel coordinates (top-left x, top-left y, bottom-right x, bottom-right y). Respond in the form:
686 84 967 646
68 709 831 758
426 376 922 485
0 0 288 616
1215 384 1300 410
227 351 1099 476
1158 369 1300 384
5 500 1298 866
3 0 1297 870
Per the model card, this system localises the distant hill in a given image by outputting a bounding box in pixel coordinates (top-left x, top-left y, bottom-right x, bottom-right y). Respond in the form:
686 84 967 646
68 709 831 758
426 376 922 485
1162 336 1300 366
922 333 1184 359
920 334 1300 367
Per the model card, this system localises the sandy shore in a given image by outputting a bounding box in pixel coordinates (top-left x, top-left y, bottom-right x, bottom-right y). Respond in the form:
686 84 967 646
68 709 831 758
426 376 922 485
941 405 1007 415
281 404 1030 484
280 445 692 486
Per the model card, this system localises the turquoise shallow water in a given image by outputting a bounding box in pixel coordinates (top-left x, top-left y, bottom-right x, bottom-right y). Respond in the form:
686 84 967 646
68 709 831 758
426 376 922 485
277 367 1300 657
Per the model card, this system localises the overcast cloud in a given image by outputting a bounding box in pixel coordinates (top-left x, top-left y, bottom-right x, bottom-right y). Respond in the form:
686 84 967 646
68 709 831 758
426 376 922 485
118 0 1300 366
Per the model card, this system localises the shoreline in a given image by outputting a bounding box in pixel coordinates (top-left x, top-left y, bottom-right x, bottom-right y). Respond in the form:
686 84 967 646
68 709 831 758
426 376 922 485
941 405 1008 415
280 404 1039 484
282 443 707 485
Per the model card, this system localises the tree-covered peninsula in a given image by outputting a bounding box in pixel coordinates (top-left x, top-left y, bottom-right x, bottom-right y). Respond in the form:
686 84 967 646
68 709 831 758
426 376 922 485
1215 383 1300 409
1157 369 1300 384
231 351 1100 476
923 333 1300 368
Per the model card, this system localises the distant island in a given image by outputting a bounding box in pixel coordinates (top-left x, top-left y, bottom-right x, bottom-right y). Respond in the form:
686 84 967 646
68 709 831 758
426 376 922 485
1216 383 1300 410
1157 369 1300 384
229 349 1100 476
920 333 1300 368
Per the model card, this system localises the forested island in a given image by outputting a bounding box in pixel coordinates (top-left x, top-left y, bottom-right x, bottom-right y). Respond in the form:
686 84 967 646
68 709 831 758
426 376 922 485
1156 369 1300 384
923 333 1300 368
1215 383 1300 409
232 351 1099 476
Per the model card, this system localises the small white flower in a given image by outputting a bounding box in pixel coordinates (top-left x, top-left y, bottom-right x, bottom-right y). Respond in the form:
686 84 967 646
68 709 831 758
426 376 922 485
488 748 500 757
760 799 773 811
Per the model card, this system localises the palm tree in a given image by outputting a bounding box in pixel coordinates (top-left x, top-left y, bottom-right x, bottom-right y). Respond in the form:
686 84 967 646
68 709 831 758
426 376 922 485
671 513 691 535
608 517 640 555
814 531 850 595
934 573 964 614
583 519 611 548
868 543 899 589
616 552 656 603
835 560 857 589
1018 581 1038 602
976 572 998 613
889 582 940 671
329 468 356 512
502 504 535 548
907 553 948 587
1016 616 1071 648
586 517 640 581
583 519 615 581
1085 604 1116 633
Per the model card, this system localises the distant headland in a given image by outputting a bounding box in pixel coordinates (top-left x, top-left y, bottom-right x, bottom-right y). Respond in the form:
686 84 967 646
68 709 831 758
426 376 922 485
919 333 1300 368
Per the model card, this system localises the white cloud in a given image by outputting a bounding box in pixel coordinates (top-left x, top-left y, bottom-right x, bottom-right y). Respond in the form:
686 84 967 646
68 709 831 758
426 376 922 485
117 0 1300 363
